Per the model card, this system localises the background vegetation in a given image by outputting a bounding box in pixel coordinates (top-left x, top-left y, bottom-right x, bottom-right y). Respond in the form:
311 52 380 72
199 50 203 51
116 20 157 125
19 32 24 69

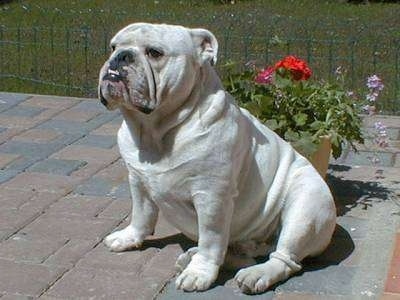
0 0 399 113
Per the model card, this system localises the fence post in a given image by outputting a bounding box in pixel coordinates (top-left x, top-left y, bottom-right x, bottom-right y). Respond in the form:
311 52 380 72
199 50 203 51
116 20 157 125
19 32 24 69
32 27 38 83
243 34 251 63
395 40 400 111
103 25 109 55
83 26 90 95
286 38 291 55
50 24 55 83
306 38 312 64
0 26 4 75
223 28 231 62
349 38 356 90
328 38 334 81
17 26 21 78
65 27 71 95
264 33 270 65
372 41 378 74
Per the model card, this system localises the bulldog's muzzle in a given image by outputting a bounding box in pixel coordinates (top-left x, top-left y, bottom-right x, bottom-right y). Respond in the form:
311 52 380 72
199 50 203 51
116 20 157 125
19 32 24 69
99 48 154 114
99 49 135 109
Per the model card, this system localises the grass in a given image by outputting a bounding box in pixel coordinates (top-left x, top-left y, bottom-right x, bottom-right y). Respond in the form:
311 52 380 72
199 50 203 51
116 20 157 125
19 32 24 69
0 0 399 113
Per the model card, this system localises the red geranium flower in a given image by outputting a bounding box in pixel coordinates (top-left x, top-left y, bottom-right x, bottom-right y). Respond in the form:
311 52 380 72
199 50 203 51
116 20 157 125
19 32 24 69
274 55 312 81
255 67 274 84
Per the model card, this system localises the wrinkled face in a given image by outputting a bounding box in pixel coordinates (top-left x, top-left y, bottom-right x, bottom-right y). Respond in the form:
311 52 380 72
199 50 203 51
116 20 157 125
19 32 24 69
98 23 218 114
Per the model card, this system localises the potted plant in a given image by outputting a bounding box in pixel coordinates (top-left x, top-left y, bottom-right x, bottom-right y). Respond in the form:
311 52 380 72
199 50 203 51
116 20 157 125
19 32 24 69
222 56 365 177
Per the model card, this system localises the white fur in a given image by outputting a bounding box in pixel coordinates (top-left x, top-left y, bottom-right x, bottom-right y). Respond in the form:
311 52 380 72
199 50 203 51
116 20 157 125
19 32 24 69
99 23 336 294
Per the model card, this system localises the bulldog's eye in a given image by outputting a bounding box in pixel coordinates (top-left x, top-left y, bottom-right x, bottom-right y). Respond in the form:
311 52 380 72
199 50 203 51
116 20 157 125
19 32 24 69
147 48 163 59
110 44 116 52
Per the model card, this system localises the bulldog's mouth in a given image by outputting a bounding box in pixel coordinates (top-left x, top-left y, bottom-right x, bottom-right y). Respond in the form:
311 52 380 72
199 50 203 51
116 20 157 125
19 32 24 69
101 69 154 114
103 69 124 82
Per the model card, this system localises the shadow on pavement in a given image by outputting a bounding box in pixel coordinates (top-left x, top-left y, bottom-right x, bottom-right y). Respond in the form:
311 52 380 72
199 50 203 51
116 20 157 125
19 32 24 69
327 172 393 216
141 233 196 251
139 172 369 292
302 224 354 269
213 223 355 290
142 226 355 292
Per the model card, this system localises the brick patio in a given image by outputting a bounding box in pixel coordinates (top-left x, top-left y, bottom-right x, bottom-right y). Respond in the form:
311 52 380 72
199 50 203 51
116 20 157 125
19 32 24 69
0 92 399 299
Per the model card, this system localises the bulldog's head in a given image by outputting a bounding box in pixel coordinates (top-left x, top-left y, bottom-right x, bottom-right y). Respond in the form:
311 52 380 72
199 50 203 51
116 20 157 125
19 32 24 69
98 23 218 114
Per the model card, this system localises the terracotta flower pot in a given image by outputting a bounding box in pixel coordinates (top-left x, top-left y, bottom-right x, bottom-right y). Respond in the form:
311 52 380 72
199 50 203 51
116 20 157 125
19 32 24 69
309 136 331 179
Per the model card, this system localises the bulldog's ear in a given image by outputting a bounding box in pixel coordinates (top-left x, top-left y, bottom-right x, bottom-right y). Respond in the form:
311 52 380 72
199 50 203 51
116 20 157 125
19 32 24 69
190 28 218 66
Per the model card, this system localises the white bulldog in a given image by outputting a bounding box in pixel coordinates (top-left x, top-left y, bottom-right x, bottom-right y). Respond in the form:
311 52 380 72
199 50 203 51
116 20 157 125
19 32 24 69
98 23 336 294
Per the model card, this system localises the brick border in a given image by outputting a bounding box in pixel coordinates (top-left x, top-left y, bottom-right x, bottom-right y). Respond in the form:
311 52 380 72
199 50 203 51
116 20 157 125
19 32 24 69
384 233 400 296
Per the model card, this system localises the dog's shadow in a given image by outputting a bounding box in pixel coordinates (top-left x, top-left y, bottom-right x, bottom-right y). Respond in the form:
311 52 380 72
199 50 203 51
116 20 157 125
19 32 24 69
139 223 354 290
141 233 196 251
139 227 354 292
137 170 393 291
216 223 354 288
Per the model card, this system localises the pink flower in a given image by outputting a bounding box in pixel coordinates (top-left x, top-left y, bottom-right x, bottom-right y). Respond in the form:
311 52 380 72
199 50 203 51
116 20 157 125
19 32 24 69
365 74 384 103
334 66 343 77
366 91 379 102
374 121 387 134
346 91 355 97
363 105 376 116
374 121 389 149
367 75 384 91
255 67 274 84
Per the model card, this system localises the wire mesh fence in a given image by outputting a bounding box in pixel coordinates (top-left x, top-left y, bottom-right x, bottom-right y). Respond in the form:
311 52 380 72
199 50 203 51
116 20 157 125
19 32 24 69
0 5 399 113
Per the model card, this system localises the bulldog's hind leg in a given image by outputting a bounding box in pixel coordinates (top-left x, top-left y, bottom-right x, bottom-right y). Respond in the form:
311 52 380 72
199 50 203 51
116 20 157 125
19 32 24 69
235 166 336 294
104 174 158 252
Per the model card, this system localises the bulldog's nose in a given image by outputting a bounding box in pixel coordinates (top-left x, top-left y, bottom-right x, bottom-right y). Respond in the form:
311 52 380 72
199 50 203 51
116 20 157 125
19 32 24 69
109 49 135 70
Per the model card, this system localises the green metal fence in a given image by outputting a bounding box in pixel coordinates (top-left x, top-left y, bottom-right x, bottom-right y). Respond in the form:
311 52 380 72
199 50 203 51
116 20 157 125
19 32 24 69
0 7 399 113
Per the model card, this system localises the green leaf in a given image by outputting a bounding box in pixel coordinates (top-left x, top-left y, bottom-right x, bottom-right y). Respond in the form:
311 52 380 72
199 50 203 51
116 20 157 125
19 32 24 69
265 119 279 130
274 74 292 89
310 120 325 130
243 102 262 119
323 108 334 126
284 129 300 142
291 132 319 157
293 113 308 126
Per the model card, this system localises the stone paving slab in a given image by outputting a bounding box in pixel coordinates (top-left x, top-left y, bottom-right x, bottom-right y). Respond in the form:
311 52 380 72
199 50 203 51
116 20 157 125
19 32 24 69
45 267 173 300
0 233 69 264
44 239 96 268
0 259 66 297
28 158 88 176
0 92 398 299
0 93 31 112
21 214 118 241
75 242 159 273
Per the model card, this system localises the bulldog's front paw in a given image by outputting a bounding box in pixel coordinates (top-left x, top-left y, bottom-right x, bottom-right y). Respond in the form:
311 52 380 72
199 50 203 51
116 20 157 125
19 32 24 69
175 253 219 292
104 226 144 252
